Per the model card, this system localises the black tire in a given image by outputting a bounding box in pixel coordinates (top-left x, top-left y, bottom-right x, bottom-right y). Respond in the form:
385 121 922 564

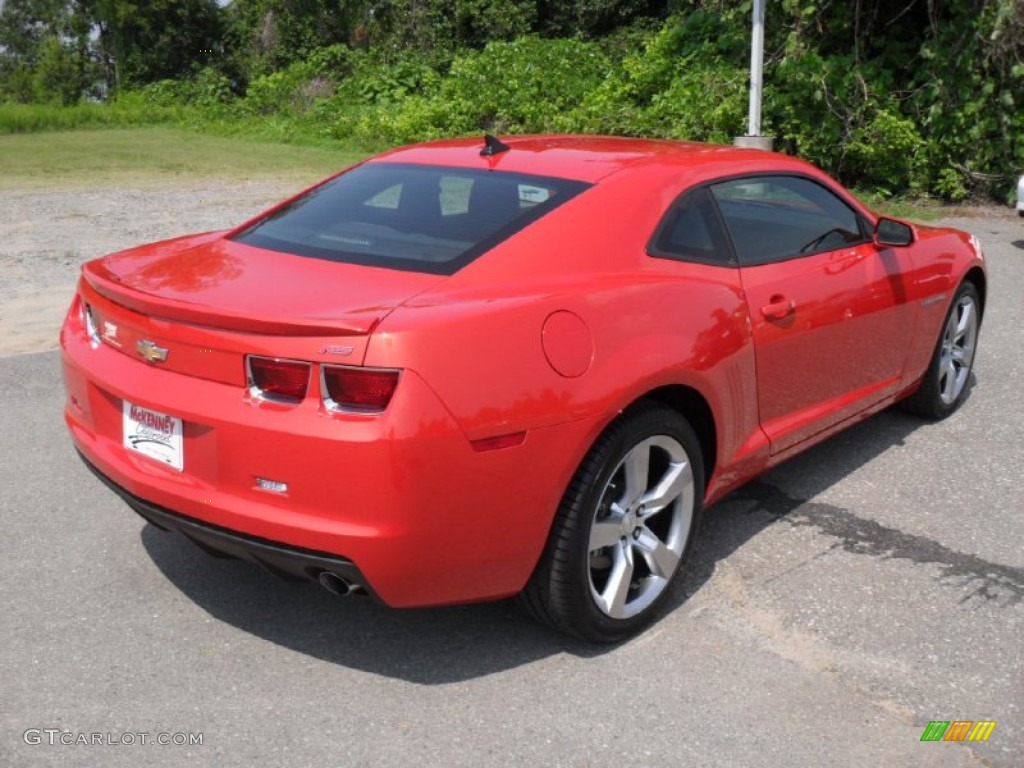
902 281 981 419
519 402 704 642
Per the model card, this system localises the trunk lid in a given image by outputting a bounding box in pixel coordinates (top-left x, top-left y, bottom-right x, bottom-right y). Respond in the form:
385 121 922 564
83 232 442 336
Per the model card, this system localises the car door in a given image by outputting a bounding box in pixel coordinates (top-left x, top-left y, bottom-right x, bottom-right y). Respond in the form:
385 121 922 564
709 175 916 454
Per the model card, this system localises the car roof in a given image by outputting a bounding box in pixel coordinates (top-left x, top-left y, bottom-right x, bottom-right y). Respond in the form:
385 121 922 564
367 135 817 184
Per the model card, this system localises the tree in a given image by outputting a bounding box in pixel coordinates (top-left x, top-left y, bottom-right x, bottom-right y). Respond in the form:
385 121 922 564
1 0 225 99
32 34 80 103
0 0 68 61
0 0 94 102
226 0 362 78
92 0 225 89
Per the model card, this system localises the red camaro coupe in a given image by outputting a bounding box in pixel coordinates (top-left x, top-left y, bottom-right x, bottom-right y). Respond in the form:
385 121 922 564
61 135 986 641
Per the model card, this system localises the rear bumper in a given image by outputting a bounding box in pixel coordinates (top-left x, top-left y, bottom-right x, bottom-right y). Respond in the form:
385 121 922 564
80 451 373 595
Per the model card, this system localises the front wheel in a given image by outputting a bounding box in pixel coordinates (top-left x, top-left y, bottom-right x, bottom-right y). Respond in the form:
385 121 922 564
902 281 981 419
519 403 703 642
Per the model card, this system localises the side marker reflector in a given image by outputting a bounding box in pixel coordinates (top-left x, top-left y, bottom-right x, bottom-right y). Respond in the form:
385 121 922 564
470 432 527 452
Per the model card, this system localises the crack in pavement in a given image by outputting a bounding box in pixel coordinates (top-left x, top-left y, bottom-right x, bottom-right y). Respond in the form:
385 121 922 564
734 480 1024 607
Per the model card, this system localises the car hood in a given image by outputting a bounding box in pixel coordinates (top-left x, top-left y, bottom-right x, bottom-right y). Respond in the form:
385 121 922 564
82 232 443 336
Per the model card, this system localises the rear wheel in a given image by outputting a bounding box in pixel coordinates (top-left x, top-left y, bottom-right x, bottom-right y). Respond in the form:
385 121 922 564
520 403 703 642
902 281 981 419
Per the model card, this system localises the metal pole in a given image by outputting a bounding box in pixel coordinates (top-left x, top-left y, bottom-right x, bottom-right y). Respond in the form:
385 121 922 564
748 0 765 137
734 0 773 150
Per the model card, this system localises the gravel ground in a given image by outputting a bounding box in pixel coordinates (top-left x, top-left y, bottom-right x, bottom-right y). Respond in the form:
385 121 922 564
0 182 295 357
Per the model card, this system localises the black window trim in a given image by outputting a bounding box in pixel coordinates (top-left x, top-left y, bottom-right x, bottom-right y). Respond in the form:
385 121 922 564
647 171 874 269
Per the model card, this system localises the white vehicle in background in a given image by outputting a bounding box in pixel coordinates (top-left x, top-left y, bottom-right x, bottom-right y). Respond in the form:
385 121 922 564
1017 174 1024 217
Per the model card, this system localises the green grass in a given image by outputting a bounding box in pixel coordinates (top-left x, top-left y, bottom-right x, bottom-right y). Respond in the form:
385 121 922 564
0 126 370 190
851 189 946 223
0 100 385 151
0 101 177 134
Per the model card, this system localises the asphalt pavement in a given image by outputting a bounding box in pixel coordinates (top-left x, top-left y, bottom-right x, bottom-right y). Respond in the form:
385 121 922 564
1 213 1021 767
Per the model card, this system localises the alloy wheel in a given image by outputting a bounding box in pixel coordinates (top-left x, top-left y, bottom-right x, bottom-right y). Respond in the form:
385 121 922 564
587 435 694 619
938 293 978 405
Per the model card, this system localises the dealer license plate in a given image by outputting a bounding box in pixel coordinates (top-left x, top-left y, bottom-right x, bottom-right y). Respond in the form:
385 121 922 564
122 401 183 471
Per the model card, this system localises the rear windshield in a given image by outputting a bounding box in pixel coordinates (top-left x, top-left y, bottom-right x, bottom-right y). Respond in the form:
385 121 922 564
233 162 590 275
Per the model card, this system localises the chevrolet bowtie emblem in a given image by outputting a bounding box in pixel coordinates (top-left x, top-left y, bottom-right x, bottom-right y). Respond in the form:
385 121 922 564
136 339 169 363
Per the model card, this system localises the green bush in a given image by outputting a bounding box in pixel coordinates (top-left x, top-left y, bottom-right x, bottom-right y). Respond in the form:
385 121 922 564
346 55 440 104
844 110 926 196
140 67 234 110
361 36 609 143
566 12 748 140
244 62 317 115
764 50 854 172
308 44 358 81
933 167 970 203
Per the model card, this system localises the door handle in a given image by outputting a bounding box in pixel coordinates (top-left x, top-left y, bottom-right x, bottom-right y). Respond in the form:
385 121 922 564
761 295 795 320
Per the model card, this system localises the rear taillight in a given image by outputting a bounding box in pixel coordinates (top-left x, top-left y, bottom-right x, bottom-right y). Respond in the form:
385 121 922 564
322 365 400 413
246 356 311 404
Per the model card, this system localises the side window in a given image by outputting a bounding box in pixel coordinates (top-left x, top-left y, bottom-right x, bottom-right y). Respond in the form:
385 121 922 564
710 176 867 266
649 187 734 265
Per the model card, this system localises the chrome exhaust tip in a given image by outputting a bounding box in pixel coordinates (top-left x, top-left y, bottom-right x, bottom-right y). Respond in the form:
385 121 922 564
318 571 356 597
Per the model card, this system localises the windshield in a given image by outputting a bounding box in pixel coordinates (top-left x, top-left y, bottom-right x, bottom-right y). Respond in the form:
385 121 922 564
233 162 590 275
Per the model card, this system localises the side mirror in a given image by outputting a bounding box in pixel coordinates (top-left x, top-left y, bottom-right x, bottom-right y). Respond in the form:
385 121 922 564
874 217 914 247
